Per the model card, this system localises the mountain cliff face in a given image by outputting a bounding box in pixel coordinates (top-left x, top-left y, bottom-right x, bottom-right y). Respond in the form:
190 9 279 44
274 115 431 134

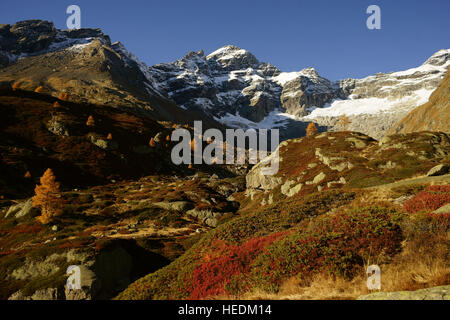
146 44 449 138
1 20 448 138
388 69 450 134
0 20 222 129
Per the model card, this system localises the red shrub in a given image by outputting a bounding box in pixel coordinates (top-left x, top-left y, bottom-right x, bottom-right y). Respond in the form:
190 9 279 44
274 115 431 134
426 212 450 234
188 232 288 299
403 185 450 213
250 206 404 288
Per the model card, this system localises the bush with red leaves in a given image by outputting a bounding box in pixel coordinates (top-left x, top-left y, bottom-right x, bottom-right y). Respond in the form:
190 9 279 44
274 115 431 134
188 232 288 299
403 185 450 214
248 206 404 292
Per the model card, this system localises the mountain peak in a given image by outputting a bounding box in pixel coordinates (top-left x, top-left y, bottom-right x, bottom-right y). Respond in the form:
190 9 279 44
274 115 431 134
206 45 259 71
423 48 450 67
299 67 320 78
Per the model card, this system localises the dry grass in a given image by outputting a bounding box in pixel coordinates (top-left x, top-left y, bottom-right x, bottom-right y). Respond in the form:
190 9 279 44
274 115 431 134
379 234 450 292
237 274 368 300
211 219 449 300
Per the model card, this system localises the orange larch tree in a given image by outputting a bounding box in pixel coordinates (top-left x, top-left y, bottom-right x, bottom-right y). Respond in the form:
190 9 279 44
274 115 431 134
59 92 68 100
12 82 21 91
34 86 44 93
86 115 95 127
306 122 318 136
106 133 113 140
32 168 64 224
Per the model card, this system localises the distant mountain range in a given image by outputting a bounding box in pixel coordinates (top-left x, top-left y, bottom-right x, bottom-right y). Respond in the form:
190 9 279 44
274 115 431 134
1 20 448 139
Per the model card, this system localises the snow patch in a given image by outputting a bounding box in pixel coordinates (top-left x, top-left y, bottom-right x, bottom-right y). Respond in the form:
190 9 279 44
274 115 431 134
304 88 434 118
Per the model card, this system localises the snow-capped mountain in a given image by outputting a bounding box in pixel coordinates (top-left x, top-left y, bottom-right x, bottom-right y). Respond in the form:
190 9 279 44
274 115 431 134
145 44 449 138
1 20 448 139
0 20 224 128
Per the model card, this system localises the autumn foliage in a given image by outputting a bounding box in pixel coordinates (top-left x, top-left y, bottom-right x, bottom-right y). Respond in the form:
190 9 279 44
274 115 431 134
86 115 95 127
107 133 113 140
403 185 450 213
32 168 63 224
34 86 44 93
58 92 68 100
24 171 31 179
12 82 20 91
306 122 318 136
250 206 403 290
53 101 61 108
188 232 287 299
149 138 156 147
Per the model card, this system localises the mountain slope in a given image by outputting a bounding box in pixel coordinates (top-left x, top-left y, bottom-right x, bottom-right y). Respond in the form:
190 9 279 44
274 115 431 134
147 44 449 138
116 131 450 300
388 68 450 134
0 88 181 198
0 20 223 129
1 20 448 139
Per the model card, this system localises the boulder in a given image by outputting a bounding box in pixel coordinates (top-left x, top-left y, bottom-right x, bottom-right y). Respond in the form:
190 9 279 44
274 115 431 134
89 134 118 151
187 209 223 227
9 288 60 300
281 180 303 197
426 164 449 177
433 203 450 214
313 172 326 184
153 201 194 212
346 137 367 148
47 115 69 136
5 199 39 219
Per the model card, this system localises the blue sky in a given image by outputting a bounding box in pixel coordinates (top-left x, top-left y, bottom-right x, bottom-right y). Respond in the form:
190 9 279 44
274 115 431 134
1 0 449 80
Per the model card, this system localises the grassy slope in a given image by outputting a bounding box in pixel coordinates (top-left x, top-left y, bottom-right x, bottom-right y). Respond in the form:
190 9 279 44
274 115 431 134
116 132 449 300
0 88 182 198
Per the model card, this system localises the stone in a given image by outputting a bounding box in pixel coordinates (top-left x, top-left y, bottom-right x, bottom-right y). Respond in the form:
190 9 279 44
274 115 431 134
378 161 397 169
313 172 326 184
433 203 450 214
204 217 219 228
378 136 391 146
9 288 60 300
153 201 194 212
47 115 69 136
426 164 449 177
89 134 118 150
5 199 38 219
187 209 222 227
346 137 367 148
153 132 164 143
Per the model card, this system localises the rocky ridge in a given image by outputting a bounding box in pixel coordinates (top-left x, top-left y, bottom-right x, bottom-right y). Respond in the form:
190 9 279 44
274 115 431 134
3 20 447 139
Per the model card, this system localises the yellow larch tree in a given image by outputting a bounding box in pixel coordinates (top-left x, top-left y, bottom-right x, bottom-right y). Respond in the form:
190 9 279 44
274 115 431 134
306 122 318 136
32 168 63 224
